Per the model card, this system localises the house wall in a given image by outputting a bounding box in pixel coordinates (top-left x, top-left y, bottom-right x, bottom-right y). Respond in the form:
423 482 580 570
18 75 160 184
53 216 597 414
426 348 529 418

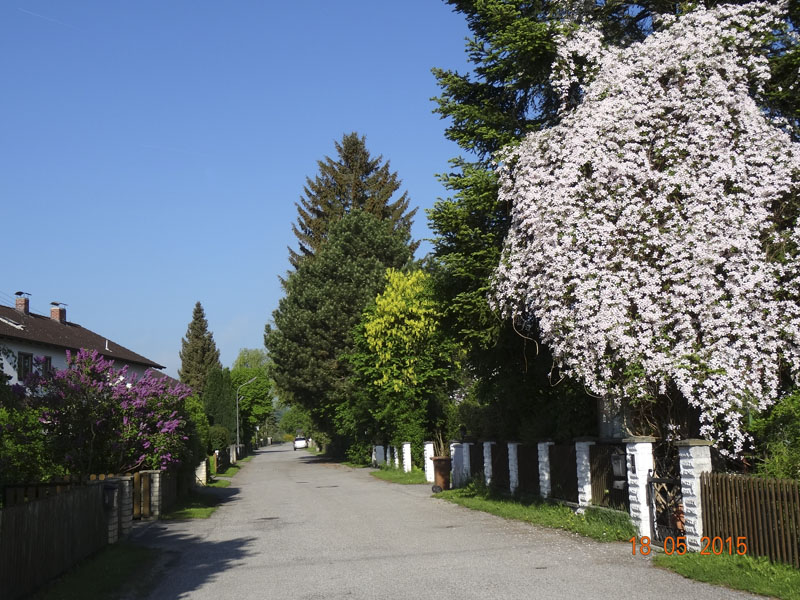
0 338 151 384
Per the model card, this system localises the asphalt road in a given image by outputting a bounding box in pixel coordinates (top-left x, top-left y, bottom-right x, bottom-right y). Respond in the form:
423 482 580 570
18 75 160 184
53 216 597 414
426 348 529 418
131 446 761 600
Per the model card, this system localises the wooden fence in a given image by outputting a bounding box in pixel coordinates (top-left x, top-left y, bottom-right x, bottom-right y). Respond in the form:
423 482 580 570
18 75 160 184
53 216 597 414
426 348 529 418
590 443 629 511
491 443 510 491
517 444 539 494
469 443 484 477
4 471 155 519
702 472 800 568
0 484 107 600
549 443 578 503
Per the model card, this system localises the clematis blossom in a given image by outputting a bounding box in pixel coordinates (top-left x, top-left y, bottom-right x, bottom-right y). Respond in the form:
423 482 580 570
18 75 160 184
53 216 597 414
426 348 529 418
492 2 800 454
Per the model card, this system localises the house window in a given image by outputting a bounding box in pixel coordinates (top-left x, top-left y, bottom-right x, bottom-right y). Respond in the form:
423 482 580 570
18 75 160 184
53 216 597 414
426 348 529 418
18 352 33 380
42 356 52 375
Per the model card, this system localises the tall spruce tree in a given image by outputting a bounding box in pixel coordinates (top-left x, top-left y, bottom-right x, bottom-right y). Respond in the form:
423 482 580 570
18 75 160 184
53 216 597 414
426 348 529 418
178 302 222 398
266 211 413 449
288 132 418 269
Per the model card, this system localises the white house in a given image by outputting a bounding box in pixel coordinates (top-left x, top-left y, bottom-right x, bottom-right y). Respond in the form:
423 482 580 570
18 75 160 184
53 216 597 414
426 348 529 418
0 294 164 384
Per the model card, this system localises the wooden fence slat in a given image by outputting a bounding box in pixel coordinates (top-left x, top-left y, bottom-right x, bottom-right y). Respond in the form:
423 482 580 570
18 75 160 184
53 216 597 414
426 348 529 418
747 476 758 557
794 481 800 569
142 472 151 518
133 472 141 519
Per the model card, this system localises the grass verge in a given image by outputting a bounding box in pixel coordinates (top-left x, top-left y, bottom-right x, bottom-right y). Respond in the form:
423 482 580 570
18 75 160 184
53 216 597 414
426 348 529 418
436 482 636 542
208 478 231 488
216 464 241 477
653 552 800 600
162 490 223 519
32 542 160 600
371 466 428 485
239 455 253 463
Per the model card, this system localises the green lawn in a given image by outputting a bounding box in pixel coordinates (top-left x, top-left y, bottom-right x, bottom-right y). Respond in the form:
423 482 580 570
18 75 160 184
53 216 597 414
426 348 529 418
436 482 636 542
653 552 800 600
162 490 223 519
371 466 428 485
32 542 160 600
216 464 241 477
207 478 230 488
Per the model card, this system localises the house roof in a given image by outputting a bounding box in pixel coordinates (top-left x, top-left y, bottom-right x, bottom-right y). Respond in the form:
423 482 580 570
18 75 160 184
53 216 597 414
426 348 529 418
0 304 165 370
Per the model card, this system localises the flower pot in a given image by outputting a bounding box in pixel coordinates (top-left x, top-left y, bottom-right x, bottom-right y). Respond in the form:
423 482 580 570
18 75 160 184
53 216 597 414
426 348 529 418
431 456 452 492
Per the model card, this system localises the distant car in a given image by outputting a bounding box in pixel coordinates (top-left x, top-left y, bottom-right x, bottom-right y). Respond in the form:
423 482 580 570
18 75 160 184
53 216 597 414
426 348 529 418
293 437 308 451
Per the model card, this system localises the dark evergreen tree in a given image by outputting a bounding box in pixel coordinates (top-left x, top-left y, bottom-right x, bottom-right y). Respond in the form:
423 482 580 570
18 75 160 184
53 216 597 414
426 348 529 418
288 132 418 269
203 367 235 433
266 211 413 448
178 302 221 398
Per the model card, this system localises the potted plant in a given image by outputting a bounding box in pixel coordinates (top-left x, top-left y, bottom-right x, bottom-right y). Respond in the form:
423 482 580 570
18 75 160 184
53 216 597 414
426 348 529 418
430 431 451 493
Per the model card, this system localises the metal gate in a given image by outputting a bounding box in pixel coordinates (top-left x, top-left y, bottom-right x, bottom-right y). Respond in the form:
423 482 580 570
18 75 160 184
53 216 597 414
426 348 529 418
647 443 684 545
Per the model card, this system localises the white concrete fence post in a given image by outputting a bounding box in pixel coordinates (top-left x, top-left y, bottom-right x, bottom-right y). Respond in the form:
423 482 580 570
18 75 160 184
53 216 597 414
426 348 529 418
402 442 412 473
575 438 596 508
624 436 656 540
393 446 400 469
537 441 555 498
371 445 377 467
424 441 434 482
676 439 713 552
508 442 520 494
483 441 495 487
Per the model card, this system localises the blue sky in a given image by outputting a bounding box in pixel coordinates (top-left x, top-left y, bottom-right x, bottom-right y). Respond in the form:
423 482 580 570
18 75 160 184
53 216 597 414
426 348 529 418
1 1 472 377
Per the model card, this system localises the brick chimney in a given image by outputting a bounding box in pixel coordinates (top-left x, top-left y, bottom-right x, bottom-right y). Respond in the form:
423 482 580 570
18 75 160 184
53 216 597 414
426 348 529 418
15 296 30 314
50 303 67 324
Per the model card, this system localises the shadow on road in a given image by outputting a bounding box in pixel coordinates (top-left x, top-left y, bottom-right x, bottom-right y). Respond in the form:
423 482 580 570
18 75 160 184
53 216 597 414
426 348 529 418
131 528 257 599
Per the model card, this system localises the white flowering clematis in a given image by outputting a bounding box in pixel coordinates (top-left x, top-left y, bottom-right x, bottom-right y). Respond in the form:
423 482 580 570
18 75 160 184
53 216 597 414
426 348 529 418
492 2 800 454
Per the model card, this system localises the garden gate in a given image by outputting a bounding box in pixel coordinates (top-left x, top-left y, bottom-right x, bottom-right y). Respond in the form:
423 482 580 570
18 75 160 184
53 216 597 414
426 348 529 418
647 442 684 546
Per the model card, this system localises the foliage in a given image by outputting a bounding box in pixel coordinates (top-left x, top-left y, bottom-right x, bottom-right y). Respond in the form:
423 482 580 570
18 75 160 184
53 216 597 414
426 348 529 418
653 552 800 600
436 481 636 541
178 301 221 398
288 132 418 269
208 424 231 453
203 367 235 433
345 269 462 461
231 348 276 449
750 389 800 480
431 0 798 445
183 393 210 457
278 404 314 437
17 349 193 476
232 347 270 370
0 378 62 486
429 1 599 443
266 210 413 446
492 2 800 454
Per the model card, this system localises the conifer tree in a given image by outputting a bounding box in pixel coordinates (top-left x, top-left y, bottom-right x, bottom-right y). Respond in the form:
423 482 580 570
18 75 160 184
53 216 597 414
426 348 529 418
178 302 221 398
289 132 418 269
266 211 413 445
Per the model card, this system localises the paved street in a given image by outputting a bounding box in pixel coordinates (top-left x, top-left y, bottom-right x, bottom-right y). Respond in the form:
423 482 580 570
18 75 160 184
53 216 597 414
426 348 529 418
131 446 760 600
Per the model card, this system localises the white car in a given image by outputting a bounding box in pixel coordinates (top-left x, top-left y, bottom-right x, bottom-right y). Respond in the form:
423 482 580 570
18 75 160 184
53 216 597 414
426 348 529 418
293 437 308 451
